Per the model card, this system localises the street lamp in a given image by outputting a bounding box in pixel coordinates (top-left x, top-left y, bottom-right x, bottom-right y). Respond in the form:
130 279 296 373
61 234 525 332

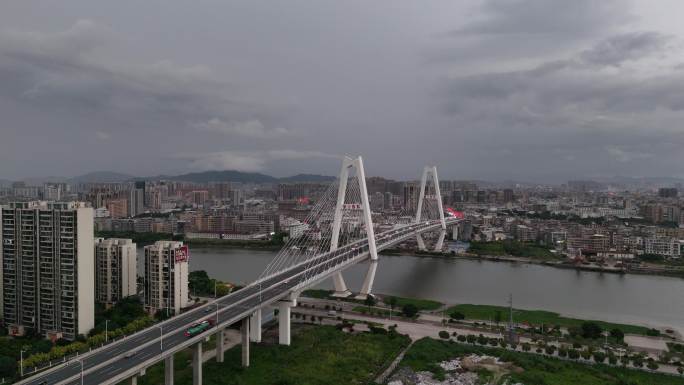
156 325 164 352
72 359 84 385
215 302 220 327
19 349 26 377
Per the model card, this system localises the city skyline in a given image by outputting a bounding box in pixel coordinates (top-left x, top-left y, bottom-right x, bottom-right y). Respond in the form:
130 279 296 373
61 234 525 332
2 1 684 182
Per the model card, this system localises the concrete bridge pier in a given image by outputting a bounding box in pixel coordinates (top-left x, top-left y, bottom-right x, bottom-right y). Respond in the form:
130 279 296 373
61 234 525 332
435 229 446 251
249 309 262 342
216 328 225 363
193 341 203 385
355 260 378 300
416 233 426 251
452 225 459 240
278 297 297 345
129 375 138 385
165 355 174 385
241 318 250 367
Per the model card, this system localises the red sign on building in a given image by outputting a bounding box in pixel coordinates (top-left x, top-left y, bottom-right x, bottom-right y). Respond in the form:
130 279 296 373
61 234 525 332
175 245 190 263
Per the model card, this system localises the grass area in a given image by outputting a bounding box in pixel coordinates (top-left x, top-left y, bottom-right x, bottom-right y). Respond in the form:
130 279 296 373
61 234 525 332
468 240 559 260
132 325 410 385
383 295 443 311
400 338 684 385
447 304 654 336
300 289 443 311
353 306 401 318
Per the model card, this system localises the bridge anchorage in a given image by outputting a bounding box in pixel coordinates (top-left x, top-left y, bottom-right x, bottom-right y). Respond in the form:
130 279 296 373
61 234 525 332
19 156 460 385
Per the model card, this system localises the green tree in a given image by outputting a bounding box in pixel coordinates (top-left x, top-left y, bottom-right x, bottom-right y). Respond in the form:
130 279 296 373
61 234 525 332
438 331 450 339
610 328 625 342
581 322 603 339
0 356 16 379
402 304 419 318
449 311 465 321
364 296 376 312
494 310 502 326
387 296 398 315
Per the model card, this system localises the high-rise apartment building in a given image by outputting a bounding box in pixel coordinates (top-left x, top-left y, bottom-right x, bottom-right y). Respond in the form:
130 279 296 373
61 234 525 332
143 241 189 315
128 186 144 217
94 238 137 307
0 201 94 340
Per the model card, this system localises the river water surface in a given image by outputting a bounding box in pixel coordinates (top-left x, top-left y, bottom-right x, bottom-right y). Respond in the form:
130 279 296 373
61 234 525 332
144 246 684 334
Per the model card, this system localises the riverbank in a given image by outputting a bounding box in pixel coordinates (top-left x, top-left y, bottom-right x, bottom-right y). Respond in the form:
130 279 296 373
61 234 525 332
382 248 684 279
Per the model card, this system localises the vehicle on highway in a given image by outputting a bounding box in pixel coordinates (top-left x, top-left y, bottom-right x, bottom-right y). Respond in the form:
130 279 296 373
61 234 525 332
184 319 214 337
124 351 137 358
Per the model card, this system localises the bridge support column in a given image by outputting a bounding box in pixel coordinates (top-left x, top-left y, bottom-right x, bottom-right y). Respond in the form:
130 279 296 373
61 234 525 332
278 298 296 345
241 318 250 367
416 234 426 251
193 342 203 385
250 309 262 342
216 328 225 363
452 225 458 240
356 260 378 300
331 273 352 298
435 229 446 251
165 355 174 385
129 375 138 385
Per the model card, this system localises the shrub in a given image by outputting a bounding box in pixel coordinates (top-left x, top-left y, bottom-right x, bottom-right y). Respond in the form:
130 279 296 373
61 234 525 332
439 331 450 339
457 335 467 342
402 304 419 318
593 352 606 363
581 322 603 339
449 311 465 320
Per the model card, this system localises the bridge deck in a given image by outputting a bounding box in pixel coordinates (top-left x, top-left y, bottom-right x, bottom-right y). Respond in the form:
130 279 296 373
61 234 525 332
20 218 459 385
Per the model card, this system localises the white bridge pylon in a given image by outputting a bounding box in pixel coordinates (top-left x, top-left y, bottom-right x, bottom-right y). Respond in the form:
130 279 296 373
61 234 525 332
330 156 378 299
331 159 448 299
415 166 447 252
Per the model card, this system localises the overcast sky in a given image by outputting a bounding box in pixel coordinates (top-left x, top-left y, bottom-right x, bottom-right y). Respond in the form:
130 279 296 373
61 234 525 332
1 0 684 182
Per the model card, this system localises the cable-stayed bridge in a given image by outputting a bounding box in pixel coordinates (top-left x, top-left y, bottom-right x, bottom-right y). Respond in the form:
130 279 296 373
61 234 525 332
19 156 462 385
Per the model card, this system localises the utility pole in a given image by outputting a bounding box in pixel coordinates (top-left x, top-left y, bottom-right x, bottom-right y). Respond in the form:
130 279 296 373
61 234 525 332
507 293 515 345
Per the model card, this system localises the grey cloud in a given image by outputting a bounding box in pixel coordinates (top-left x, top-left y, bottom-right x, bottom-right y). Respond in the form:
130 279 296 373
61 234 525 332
0 20 280 137
178 150 338 172
456 0 630 37
580 32 671 66
437 31 684 179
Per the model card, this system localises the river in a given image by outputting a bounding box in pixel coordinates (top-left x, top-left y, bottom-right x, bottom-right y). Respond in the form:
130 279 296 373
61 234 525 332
141 246 684 334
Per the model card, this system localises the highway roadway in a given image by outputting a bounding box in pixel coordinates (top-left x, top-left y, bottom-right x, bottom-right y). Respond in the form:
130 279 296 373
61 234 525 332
21 218 458 385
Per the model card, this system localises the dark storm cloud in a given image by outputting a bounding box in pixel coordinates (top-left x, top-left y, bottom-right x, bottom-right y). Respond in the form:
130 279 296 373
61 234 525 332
455 0 630 37
580 32 671 67
0 20 276 131
0 1 682 181
438 30 684 180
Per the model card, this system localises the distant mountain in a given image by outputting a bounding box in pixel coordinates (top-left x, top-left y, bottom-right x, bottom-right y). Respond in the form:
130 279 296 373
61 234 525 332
157 170 335 184
165 170 278 184
69 171 135 184
279 174 336 183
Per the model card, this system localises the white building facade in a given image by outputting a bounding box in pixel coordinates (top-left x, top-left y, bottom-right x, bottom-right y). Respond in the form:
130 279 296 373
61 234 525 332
143 241 189 315
0 201 94 340
95 238 137 307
